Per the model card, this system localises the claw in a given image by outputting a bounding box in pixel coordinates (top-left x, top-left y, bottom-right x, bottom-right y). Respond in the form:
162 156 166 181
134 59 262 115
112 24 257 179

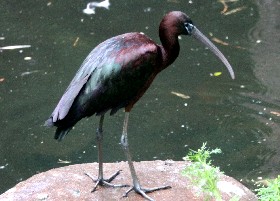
85 170 129 192
123 185 171 201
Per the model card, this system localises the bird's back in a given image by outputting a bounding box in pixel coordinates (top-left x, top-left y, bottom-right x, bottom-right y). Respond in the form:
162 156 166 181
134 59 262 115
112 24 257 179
46 32 160 139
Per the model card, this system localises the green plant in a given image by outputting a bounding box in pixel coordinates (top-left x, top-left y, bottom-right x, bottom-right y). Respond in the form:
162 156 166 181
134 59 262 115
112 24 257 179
255 175 280 201
181 142 223 201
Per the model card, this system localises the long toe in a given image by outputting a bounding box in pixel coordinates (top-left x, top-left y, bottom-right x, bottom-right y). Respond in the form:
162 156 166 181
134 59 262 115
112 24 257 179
124 185 171 201
106 170 123 183
84 171 129 192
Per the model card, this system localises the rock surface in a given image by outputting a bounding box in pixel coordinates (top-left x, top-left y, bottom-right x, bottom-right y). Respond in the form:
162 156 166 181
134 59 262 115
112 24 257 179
0 160 257 201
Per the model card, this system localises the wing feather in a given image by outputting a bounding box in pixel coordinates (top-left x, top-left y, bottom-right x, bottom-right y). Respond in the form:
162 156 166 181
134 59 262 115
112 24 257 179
48 32 158 125
49 36 123 123
51 74 90 122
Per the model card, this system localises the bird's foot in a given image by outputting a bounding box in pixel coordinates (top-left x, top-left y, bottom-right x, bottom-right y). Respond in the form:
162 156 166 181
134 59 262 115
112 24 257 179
85 170 129 192
123 184 171 201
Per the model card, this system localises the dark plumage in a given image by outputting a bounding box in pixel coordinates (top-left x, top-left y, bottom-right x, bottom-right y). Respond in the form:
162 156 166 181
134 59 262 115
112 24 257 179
45 11 234 200
45 33 162 140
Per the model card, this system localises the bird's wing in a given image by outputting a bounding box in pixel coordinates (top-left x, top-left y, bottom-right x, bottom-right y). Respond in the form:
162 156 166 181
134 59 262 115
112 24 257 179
50 37 123 122
50 33 158 123
51 73 90 122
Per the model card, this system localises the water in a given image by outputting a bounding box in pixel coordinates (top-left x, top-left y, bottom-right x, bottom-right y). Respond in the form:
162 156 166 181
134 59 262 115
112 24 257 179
1 0 279 194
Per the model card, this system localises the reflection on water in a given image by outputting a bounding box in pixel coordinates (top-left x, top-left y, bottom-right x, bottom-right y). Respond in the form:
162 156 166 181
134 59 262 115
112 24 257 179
0 0 279 194
244 0 280 186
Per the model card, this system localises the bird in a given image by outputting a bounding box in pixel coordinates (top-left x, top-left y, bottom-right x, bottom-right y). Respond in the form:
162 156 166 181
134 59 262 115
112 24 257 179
45 11 235 201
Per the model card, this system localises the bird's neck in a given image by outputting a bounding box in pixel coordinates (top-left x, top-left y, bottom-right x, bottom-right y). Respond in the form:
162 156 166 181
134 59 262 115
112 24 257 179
158 28 180 69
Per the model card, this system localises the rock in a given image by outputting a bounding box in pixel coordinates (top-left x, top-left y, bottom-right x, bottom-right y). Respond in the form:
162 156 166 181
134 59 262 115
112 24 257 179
0 160 257 201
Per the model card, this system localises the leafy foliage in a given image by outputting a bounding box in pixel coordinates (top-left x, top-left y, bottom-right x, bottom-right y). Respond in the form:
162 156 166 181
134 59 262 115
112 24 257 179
181 142 223 201
256 175 280 201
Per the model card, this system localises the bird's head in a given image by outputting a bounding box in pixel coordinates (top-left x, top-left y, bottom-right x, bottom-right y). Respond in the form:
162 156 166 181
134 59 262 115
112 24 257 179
162 11 235 79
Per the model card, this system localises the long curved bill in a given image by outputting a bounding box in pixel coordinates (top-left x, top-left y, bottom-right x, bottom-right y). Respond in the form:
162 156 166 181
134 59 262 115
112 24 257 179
191 26 235 79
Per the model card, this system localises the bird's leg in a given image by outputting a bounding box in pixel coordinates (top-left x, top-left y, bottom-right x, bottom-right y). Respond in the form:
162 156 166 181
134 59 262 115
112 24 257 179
85 115 129 192
121 112 171 201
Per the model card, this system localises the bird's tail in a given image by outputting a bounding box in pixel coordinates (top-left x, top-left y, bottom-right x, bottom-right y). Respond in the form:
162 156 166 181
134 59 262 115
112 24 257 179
44 117 72 141
54 127 72 141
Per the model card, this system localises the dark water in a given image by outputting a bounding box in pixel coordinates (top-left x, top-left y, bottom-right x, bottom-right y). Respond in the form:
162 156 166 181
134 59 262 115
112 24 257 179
1 0 279 194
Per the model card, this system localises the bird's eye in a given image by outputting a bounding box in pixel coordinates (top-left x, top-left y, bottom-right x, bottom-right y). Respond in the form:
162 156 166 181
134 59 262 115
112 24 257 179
184 22 194 35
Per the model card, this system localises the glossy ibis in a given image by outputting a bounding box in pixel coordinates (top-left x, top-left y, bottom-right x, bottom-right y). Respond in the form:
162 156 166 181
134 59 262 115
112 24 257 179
45 11 235 200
